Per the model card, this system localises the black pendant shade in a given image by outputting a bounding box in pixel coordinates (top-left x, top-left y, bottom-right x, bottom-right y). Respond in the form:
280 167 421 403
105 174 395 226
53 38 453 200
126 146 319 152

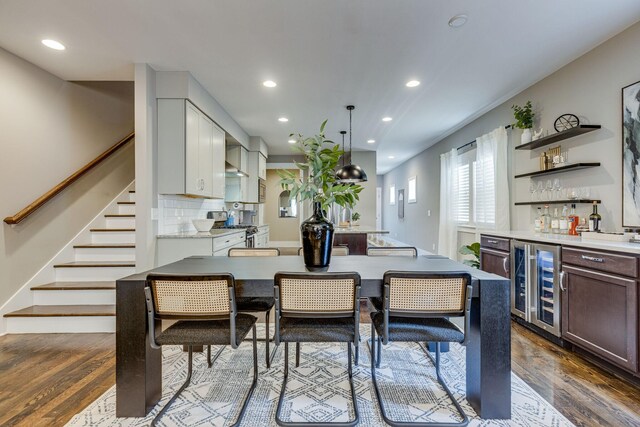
336 105 367 183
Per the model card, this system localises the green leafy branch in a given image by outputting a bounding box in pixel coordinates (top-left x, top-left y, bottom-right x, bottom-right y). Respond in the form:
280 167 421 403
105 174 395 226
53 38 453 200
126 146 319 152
512 101 534 129
278 120 363 212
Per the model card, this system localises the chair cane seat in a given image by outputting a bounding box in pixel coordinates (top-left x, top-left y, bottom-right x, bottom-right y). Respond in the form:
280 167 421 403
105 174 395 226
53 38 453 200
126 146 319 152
279 317 356 343
156 313 257 346
236 297 275 312
371 311 464 343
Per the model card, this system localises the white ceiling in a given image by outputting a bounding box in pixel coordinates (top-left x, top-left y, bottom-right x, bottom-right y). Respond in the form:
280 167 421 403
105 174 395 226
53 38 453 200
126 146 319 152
1 1 639 174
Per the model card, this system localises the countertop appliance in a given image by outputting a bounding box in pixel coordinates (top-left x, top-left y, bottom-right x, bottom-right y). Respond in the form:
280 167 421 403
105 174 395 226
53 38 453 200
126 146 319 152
511 240 561 337
207 210 258 247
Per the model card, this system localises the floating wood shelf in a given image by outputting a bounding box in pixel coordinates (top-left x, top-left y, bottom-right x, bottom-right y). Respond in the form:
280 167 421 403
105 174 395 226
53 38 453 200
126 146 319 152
515 125 601 150
514 199 600 206
514 163 601 179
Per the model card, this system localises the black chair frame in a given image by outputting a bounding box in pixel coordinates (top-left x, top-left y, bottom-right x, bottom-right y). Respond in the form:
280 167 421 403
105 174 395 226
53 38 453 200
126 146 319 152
370 271 472 427
144 273 258 427
273 272 361 427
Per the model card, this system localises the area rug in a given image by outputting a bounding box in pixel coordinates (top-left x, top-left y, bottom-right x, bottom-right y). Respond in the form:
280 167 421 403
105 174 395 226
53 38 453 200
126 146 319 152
66 325 574 426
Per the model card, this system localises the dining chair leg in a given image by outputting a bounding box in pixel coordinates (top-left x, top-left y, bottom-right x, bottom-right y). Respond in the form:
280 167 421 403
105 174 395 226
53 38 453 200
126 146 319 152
376 335 382 368
295 342 300 367
266 310 271 368
206 345 225 368
229 324 260 427
151 345 194 427
275 340 359 427
371 339 470 427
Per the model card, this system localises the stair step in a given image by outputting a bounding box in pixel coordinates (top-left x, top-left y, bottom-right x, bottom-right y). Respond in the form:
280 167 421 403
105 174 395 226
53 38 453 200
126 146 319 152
31 281 116 291
90 228 135 232
54 261 135 268
4 305 115 317
74 244 135 249
105 214 135 218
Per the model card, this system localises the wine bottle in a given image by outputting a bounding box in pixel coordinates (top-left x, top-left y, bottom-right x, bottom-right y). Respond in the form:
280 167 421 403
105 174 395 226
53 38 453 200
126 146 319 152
542 205 551 233
534 207 542 232
559 204 569 234
589 201 601 232
551 207 560 234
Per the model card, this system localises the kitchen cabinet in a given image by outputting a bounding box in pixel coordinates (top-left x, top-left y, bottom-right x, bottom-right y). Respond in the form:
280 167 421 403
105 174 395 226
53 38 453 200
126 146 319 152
158 99 225 198
157 238 213 267
479 235 510 279
212 232 246 256
225 177 249 202
334 233 367 255
255 226 270 248
561 248 638 372
245 151 267 203
480 247 510 279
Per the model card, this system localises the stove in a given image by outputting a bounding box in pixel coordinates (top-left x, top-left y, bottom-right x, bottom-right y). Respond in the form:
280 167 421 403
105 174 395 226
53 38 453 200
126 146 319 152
207 210 258 247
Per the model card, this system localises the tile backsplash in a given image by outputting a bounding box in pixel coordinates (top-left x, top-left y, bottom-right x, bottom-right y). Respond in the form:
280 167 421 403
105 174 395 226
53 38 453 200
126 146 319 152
157 195 259 234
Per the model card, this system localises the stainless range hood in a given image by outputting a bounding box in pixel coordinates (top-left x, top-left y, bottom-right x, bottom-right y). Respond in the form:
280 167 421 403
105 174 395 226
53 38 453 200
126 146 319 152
225 145 250 177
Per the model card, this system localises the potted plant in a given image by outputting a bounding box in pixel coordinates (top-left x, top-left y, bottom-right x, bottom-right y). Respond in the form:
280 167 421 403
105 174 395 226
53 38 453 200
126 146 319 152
458 242 480 268
279 120 363 268
351 212 361 226
512 101 535 144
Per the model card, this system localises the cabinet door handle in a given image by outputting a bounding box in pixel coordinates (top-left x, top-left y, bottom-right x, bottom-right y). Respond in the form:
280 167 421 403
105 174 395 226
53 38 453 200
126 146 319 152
487 239 498 244
502 257 509 274
581 255 604 263
559 271 566 291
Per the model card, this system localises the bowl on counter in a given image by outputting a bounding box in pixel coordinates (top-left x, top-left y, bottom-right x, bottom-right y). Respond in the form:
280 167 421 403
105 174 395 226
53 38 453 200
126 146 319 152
192 219 215 232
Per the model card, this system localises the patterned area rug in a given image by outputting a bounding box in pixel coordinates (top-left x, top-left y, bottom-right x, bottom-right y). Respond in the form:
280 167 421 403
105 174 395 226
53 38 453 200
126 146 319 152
67 325 574 426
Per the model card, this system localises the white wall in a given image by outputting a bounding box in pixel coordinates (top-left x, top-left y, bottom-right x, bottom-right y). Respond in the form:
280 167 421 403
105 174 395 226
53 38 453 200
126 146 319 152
0 47 134 307
382 20 640 252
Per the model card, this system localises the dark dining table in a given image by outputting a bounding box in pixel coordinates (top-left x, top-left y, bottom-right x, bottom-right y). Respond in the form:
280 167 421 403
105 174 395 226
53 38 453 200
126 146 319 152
115 255 511 420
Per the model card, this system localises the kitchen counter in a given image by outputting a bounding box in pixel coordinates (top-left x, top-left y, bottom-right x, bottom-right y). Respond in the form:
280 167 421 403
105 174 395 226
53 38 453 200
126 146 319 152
157 229 246 239
480 230 640 255
334 227 389 234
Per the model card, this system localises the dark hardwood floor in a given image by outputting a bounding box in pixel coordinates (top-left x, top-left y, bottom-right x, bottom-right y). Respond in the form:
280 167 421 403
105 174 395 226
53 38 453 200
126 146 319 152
1 321 639 426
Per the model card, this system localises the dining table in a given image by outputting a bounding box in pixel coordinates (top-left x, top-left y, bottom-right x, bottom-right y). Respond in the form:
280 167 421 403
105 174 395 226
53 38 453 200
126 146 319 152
115 254 512 420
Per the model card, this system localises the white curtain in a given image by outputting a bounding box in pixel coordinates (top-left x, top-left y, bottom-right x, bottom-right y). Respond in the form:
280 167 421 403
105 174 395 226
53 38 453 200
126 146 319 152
475 126 510 231
438 148 459 258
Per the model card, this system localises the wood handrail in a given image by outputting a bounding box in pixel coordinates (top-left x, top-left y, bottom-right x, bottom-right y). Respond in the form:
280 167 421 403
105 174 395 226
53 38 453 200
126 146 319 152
4 132 135 225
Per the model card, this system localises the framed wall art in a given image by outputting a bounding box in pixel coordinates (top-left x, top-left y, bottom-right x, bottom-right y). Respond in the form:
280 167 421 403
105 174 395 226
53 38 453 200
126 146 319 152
623 80 640 227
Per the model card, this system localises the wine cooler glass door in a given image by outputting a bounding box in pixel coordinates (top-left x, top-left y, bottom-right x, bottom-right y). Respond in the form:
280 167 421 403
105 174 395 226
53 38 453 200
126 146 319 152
511 242 528 319
531 244 561 336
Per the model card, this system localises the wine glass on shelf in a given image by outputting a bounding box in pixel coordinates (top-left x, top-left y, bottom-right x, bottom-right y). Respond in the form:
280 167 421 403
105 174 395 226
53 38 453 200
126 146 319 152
530 182 537 201
545 180 553 201
536 181 544 201
553 178 561 200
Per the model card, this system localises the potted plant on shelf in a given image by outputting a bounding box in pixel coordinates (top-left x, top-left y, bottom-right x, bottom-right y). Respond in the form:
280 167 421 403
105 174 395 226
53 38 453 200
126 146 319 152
512 101 535 144
279 120 363 268
351 212 361 226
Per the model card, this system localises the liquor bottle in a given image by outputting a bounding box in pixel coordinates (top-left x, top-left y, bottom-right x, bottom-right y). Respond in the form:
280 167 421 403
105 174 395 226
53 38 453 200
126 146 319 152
541 205 551 233
576 217 589 235
559 204 569 234
534 207 542 232
589 201 601 232
568 204 579 236
551 207 560 234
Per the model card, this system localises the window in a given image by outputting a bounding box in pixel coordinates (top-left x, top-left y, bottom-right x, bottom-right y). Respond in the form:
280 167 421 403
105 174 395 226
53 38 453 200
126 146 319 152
389 185 396 205
454 147 496 227
407 176 417 203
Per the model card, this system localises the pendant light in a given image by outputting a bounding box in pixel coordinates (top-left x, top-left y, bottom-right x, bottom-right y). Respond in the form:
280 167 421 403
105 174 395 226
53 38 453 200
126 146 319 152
336 105 368 183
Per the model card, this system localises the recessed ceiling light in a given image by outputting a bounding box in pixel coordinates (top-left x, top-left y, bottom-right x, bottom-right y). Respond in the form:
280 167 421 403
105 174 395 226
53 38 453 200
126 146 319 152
288 139 296 144
406 80 420 88
278 117 289 122
42 39 65 50
367 139 376 144
263 80 277 88
388 155 395 159
382 117 393 122
448 14 468 28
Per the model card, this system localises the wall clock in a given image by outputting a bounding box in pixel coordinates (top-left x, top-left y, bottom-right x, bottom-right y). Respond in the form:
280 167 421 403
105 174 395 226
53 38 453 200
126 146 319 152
554 114 580 132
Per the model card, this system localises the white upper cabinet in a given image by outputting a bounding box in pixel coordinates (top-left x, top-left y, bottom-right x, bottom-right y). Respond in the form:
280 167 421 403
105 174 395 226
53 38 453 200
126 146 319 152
258 153 267 180
158 99 225 198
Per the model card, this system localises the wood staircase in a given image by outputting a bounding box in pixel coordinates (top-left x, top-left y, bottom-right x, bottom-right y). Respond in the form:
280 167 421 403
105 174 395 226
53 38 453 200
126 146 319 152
3 190 136 333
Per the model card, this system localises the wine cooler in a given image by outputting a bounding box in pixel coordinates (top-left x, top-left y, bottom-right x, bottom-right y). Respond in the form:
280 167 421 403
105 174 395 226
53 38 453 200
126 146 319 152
511 240 561 337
